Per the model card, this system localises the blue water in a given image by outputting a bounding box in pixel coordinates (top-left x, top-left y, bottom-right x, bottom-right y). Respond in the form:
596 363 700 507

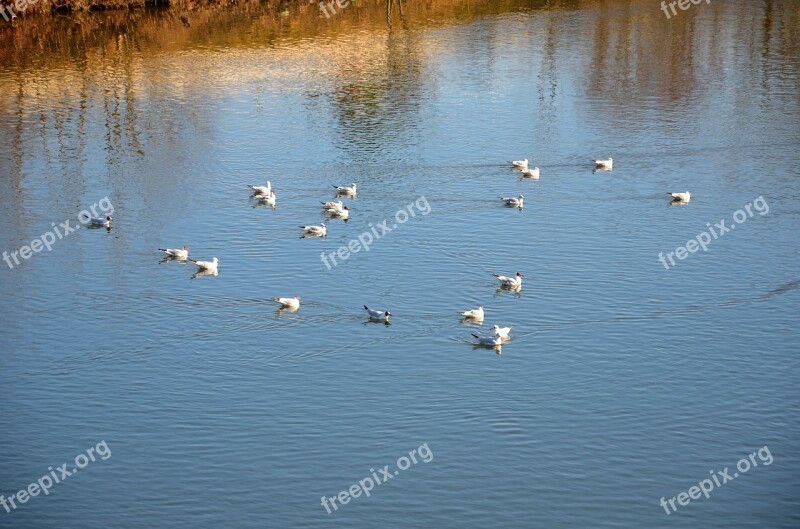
1 1 799 527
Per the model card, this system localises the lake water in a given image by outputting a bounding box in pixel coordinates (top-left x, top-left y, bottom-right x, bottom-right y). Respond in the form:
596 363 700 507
1 1 799 527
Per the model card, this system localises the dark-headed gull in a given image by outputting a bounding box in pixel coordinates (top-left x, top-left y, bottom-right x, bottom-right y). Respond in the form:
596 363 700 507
499 195 524 208
190 257 218 273
89 215 113 227
461 306 484 320
472 333 503 346
159 246 189 260
327 205 350 220
521 167 540 179
593 157 613 170
272 296 301 310
300 223 326 237
364 305 392 321
667 191 691 203
249 182 272 195
511 159 528 169
333 183 357 196
255 191 276 207
494 272 523 288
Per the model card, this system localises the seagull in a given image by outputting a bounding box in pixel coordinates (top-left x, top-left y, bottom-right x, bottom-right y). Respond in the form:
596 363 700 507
364 305 392 321
327 205 350 219
511 159 528 169
272 296 301 309
333 183 357 196
593 157 613 170
255 191 276 207
494 272 523 288
88 215 112 227
499 195 524 208
472 333 503 346
521 167 540 178
249 182 271 195
159 246 189 260
667 191 691 203
321 200 344 210
460 306 484 320
300 223 326 237
492 325 512 339
190 257 218 273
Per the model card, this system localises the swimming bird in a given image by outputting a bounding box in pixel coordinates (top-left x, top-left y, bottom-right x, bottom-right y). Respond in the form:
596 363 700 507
593 157 613 170
322 200 344 210
300 223 327 237
272 296 301 310
190 257 218 272
328 205 350 219
249 182 272 195
159 246 189 260
472 333 503 346
511 159 528 169
364 305 392 321
521 167 540 178
255 191 276 207
494 272 523 288
667 191 691 203
492 325 512 339
499 195 524 208
461 306 484 320
333 183 357 196
88 215 112 227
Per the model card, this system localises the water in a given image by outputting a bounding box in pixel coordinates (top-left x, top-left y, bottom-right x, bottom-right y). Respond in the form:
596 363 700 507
1 1 799 527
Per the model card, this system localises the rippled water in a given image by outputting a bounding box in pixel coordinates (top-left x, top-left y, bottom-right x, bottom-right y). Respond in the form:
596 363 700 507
1 1 799 527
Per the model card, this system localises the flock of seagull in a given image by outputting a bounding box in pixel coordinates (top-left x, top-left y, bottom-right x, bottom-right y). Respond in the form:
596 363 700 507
154 156 691 352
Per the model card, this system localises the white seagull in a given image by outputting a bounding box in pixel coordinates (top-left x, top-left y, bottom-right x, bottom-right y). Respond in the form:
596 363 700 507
300 223 327 237
190 257 219 273
511 159 529 169
159 246 189 260
492 325 512 339
321 200 344 210
667 191 691 203
333 183 357 196
364 305 392 321
472 333 503 346
255 191 276 207
499 195 525 208
593 157 613 170
461 305 484 320
249 182 272 195
494 272 523 288
521 167 540 178
88 215 112 227
272 296 301 310
328 205 350 219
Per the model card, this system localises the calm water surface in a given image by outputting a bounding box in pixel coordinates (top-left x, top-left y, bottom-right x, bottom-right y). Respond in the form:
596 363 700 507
1 1 799 527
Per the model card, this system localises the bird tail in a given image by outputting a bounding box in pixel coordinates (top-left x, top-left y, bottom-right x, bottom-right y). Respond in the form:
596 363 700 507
472 334 480 339
364 305 369 311
158 248 168 252
188 259 198 264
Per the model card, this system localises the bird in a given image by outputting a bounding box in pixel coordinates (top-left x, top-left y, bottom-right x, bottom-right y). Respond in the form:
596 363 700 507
521 167 540 178
327 205 350 219
88 215 112 227
255 191 276 207
472 333 503 346
494 272 523 288
272 296 301 309
190 257 218 273
499 195 524 208
249 182 272 195
593 157 613 170
159 246 189 260
460 306 484 320
364 305 392 321
667 191 691 203
333 183 357 196
300 223 327 237
492 325 512 339
321 200 344 211
511 159 528 169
